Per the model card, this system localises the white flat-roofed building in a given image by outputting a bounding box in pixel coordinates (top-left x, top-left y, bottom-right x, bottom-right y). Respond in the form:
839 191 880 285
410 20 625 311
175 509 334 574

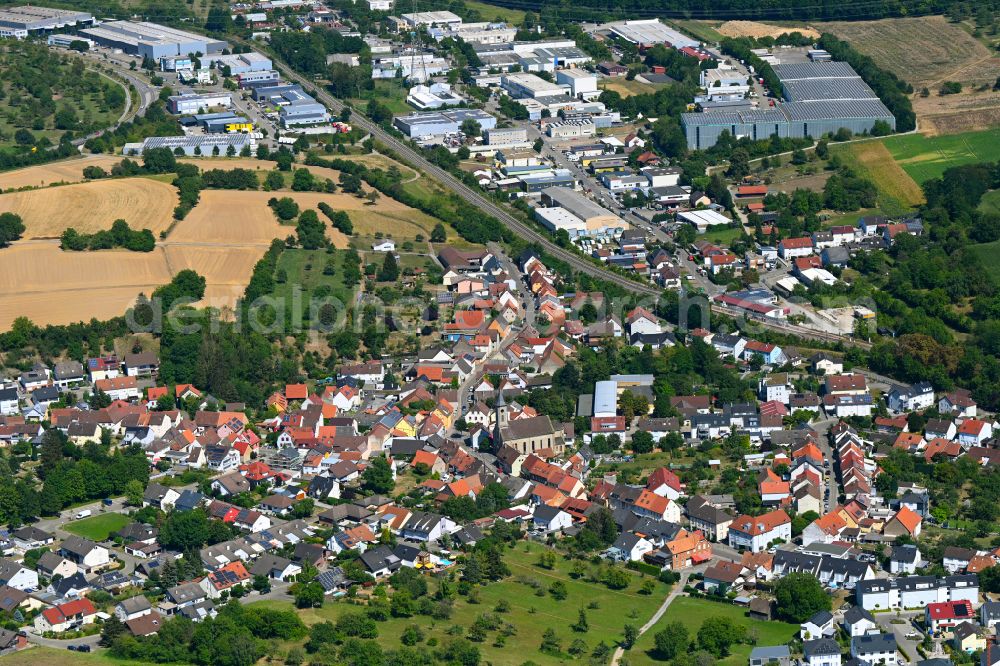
484 127 527 145
556 69 598 99
546 120 596 139
210 52 272 75
48 34 94 49
501 72 569 100
401 11 462 28
0 5 93 34
594 380 618 417
167 92 232 115
432 21 517 45
82 20 228 59
605 19 699 49
123 134 255 157
678 209 730 233
406 82 465 110
535 207 588 237
393 108 497 139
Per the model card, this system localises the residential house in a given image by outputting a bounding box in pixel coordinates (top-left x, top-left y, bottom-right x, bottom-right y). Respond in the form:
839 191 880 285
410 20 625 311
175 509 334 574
0 559 37 591
890 544 923 574
802 638 841 666
33 598 97 633
851 633 897 665
842 607 878 637
59 536 110 573
750 646 791 666
801 610 836 640
609 533 654 562
728 509 791 553
532 505 573 533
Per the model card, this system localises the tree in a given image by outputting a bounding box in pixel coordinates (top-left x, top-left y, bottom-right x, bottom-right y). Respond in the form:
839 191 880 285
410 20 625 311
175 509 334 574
160 509 212 550
726 148 750 180
773 572 831 623
378 252 399 282
125 479 145 506
100 614 126 647
622 624 638 649
0 212 25 247
460 118 482 138
697 616 745 657
571 608 589 633
430 223 447 243
631 430 654 454
362 456 394 494
264 170 285 191
295 209 327 250
549 580 567 600
292 581 324 608
653 622 688 660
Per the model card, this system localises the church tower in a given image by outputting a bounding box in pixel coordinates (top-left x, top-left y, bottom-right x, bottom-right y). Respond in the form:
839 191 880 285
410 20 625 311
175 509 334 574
492 387 508 448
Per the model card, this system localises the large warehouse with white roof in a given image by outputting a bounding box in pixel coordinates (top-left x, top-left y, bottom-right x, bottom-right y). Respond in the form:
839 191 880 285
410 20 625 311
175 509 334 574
81 20 228 59
0 5 93 38
681 60 895 150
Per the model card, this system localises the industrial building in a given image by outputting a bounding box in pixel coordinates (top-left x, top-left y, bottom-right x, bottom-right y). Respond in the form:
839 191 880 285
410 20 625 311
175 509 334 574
605 19 698 50
406 83 465 110
237 70 280 88
546 120 596 139
556 69 599 99
681 60 896 150
400 11 462 28
81 20 228 59
167 92 232 115
501 72 569 100
540 187 624 231
393 108 497 139
252 84 330 127
47 34 94 49
209 52 272 76
123 134 254 157
0 5 93 39
677 209 731 233
484 127 528 145
429 22 517 45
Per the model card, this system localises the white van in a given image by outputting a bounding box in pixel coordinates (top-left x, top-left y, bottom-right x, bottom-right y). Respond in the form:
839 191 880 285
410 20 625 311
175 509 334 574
75 509 92 519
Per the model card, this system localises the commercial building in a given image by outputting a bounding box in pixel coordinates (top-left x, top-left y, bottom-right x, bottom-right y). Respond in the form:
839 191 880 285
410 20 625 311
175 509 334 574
546 120 596 139
855 575 980 612
82 20 228 59
0 6 93 38
682 60 895 150
400 11 462 28
167 92 232 115
501 73 569 100
406 83 465 110
47 34 94 49
605 19 698 50
209 52 272 76
252 84 329 127
430 22 517 45
484 127 528 145
123 134 255 157
678 209 730 233
393 108 496 139
541 187 624 231
237 70 280 88
556 69 599 99
535 207 589 237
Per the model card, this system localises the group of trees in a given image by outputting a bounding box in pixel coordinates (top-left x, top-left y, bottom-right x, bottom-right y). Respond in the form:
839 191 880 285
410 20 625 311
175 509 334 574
0 212 25 248
61 219 155 252
318 202 354 235
108 600 306 666
201 168 260 190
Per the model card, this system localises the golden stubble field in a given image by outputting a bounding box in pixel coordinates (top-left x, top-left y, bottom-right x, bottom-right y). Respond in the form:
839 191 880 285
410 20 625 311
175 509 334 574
717 20 819 39
0 178 177 237
0 161 438 328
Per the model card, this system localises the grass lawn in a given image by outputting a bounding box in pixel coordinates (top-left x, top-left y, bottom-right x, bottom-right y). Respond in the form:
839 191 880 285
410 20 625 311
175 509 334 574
463 0 526 23
882 129 1000 184
830 140 923 214
271 249 355 324
249 541 672 665
596 451 689 483
629 596 800 665
350 80 411 116
0 646 149 666
822 207 883 228
64 513 130 541
979 189 1000 216
703 224 746 247
969 239 1000 273
672 20 725 43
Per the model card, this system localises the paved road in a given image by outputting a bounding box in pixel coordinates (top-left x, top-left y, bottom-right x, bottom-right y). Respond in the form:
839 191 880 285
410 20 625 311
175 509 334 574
254 47 876 351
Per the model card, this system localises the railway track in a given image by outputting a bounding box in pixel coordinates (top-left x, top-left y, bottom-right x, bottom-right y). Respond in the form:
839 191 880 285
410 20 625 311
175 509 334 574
267 53 869 350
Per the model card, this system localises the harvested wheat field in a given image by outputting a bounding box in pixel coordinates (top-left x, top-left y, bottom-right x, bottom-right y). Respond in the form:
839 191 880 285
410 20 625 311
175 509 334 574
717 20 819 39
169 190 422 245
0 178 177 237
0 155 126 190
819 17 995 87
179 157 279 172
0 241 172 328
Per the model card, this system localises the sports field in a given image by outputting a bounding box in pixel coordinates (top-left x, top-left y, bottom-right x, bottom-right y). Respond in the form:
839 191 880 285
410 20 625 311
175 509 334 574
882 129 1000 183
